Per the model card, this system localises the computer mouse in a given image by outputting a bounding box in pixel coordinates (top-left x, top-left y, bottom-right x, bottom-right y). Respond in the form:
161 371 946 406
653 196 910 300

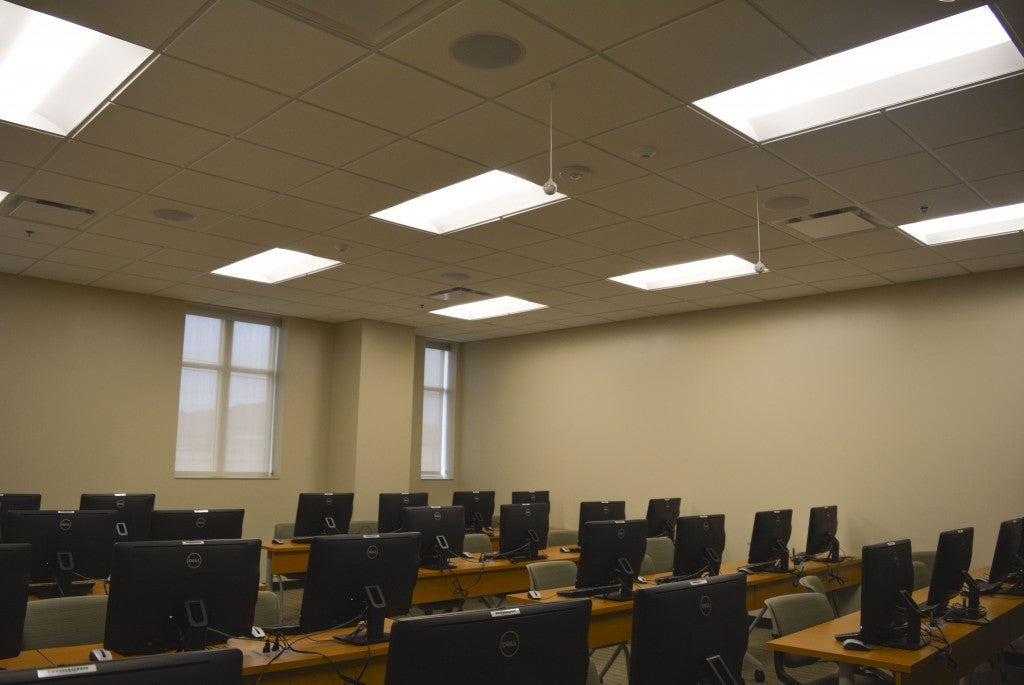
89 648 113 662
842 639 870 651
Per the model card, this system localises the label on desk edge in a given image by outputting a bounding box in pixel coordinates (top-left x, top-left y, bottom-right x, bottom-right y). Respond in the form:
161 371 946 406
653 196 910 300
37 664 98 678
491 608 521 618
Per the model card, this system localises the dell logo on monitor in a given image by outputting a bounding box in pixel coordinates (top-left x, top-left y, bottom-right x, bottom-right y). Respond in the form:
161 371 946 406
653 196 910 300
186 553 203 569
602 505 609 515
195 517 207 529
499 630 520 658
325 497 333 506
402 496 410 504
366 545 379 560
525 508 532 518
433 511 442 521
116 499 126 509
700 595 713 617
617 527 625 540
59 518 72 532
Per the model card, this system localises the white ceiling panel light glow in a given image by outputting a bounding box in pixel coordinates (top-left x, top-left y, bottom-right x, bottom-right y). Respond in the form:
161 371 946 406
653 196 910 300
431 296 547 320
371 170 567 235
0 1 153 136
212 248 341 284
693 5 1024 142
898 202 1024 246
610 255 760 291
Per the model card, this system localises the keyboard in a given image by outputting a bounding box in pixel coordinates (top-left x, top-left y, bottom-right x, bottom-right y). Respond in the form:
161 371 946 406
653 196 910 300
264 624 304 635
291 537 314 544
655 574 697 585
556 584 620 598
738 560 779 574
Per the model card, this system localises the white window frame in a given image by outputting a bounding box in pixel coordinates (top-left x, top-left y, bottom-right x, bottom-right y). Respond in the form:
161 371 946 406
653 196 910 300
174 309 281 478
420 341 456 480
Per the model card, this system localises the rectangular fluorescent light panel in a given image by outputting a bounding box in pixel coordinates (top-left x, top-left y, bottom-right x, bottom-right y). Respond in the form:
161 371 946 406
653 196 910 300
0 0 153 136
371 170 567 235
610 255 759 291
693 5 1024 142
212 248 341 284
431 296 547 320
898 202 1024 246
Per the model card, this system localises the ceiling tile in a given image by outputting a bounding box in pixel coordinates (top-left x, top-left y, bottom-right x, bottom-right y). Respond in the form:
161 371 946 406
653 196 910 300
864 184 986 229
15 0 208 48
244 195 355 233
881 263 969 284
932 232 1024 261
693 224 801 255
22 260 105 284
350 250 444 276
18 171 137 214
91 271 178 294
820 153 960 203
645 201 752 239
934 127 1024 182
517 266 594 288
0 217 77 245
505 141 648 197
814 228 918 259
663 147 805 199
115 56 289 135
775 260 870 283
64 232 161 260
204 216 312 247
579 174 705 219
165 0 366 95
759 243 837 270
345 139 486 193
326 218 425 250
151 170 275 213
0 122 61 167
383 0 590 97
623 238 717 266
0 160 33 191
43 141 177 192
573 221 677 252
46 246 131 271
303 55 482 135
115 197 230 232
457 251 549 276
0 234 56 259
509 237 610 264
76 104 227 167
292 170 411 214
504 196 624 236
851 248 949 273
191 140 331 192
972 170 1024 207
393 236 494 263
453 222 554 250
814 274 892 292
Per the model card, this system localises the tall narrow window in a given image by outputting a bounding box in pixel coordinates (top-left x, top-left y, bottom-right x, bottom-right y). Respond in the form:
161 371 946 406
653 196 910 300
174 310 280 477
421 342 456 479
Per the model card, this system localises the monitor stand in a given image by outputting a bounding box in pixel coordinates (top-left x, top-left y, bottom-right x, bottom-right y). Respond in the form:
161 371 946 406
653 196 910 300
183 599 210 652
336 585 389 645
603 558 635 602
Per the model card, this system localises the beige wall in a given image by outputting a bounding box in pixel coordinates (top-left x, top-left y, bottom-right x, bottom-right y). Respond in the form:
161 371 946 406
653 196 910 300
458 268 1024 564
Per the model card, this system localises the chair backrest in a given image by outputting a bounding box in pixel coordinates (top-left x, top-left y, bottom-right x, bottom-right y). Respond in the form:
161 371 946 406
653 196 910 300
22 594 108 649
274 522 295 539
764 592 835 669
253 590 280 628
547 529 578 546
644 536 675 574
527 560 578 591
349 519 377 535
832 584 861 617
463 533 493 554
912 560 930 590
797 574 827 595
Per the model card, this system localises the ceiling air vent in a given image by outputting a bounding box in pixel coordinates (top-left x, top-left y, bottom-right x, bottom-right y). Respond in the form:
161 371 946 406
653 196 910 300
428 286 490 303
7 196 95 228
786 207 877 240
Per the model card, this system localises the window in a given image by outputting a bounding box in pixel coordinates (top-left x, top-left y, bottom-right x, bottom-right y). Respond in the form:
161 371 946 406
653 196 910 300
174 310 280 477
420 342 456 479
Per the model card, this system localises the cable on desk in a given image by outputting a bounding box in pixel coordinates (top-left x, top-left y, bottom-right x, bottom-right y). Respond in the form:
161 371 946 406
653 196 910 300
922 621 956 671
251 612 368 685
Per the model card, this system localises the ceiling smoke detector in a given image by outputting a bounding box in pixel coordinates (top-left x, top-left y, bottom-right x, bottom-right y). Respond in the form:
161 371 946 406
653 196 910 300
559 165 591 182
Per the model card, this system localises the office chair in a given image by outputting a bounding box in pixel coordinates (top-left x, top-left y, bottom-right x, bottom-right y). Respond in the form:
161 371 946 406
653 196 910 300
253 590 282 628
547 529 579 547
526 560 578 591
911 560 930 591
349 519 377 534
22 594 108 649
643 536 674 574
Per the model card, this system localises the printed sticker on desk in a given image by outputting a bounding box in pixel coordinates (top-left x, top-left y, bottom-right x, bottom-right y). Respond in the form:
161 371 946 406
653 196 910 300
37 664 98 678
491 608 522 618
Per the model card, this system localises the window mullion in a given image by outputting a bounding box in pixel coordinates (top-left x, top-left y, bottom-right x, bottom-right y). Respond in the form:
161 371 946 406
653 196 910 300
215 320 234 474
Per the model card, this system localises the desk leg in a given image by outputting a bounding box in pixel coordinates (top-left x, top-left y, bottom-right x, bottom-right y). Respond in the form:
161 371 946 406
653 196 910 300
837 663 855 685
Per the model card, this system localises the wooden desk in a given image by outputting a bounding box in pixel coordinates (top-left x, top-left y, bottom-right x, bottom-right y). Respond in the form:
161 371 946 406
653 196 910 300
0 650 51 671
262 539 579 604
506 557 862 649
767 584 1024 685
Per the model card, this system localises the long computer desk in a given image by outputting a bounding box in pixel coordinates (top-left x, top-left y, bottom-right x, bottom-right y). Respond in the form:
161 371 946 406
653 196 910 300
505 557 862 649
766 574 1024 685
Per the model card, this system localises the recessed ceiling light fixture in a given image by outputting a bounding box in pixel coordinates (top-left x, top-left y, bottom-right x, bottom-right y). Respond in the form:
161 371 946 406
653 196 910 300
431 295 547 320
0 0 153 136
610 255 760 291
897 202 1024 246
693 5 1024 142
371 170 566 235
212 248 341 284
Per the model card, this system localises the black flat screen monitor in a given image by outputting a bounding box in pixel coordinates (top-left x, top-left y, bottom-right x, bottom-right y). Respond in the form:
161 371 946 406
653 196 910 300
577 501 626 546
0 494 41 538
377 493 428 533
498 503 549 561
148 509 244 541
79 493 155 542
859 539 921 649
511 491 549 505
451 491 495 533
801 505 839 561
103 539 260 655
299 532 421 644
0 648 243 684
747 509 792 571
400 505 465 570
575 519 647 601
645 497 681 538
384 600 592 685
0 543 31 659
631 573 749 684
927 527 973 615
2 510 116 597
988 517 1023 585
674 514 726 577
292 493 353 539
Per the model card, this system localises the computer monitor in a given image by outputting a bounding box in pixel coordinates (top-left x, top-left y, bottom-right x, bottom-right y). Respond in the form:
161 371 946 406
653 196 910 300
988 517 1023 585
645 497 681 538
400 505 466 570
0 494 41 538
859 539 922 649
575 519 647 601
631 573 749 684
377 492 428 533
0 648 243 684
800 505 839 562
511 490 549 505
2 510 116 597
451 491 495 533
148 509 244 541
79 493 155 542
0 543 31 660
103 539 260 655
577 501 626 546
747 509 792 572
292 492 353 540
673 514 726 578
498 503 549 561
384 600 592 685
298 532 421 644
926 527 973 615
